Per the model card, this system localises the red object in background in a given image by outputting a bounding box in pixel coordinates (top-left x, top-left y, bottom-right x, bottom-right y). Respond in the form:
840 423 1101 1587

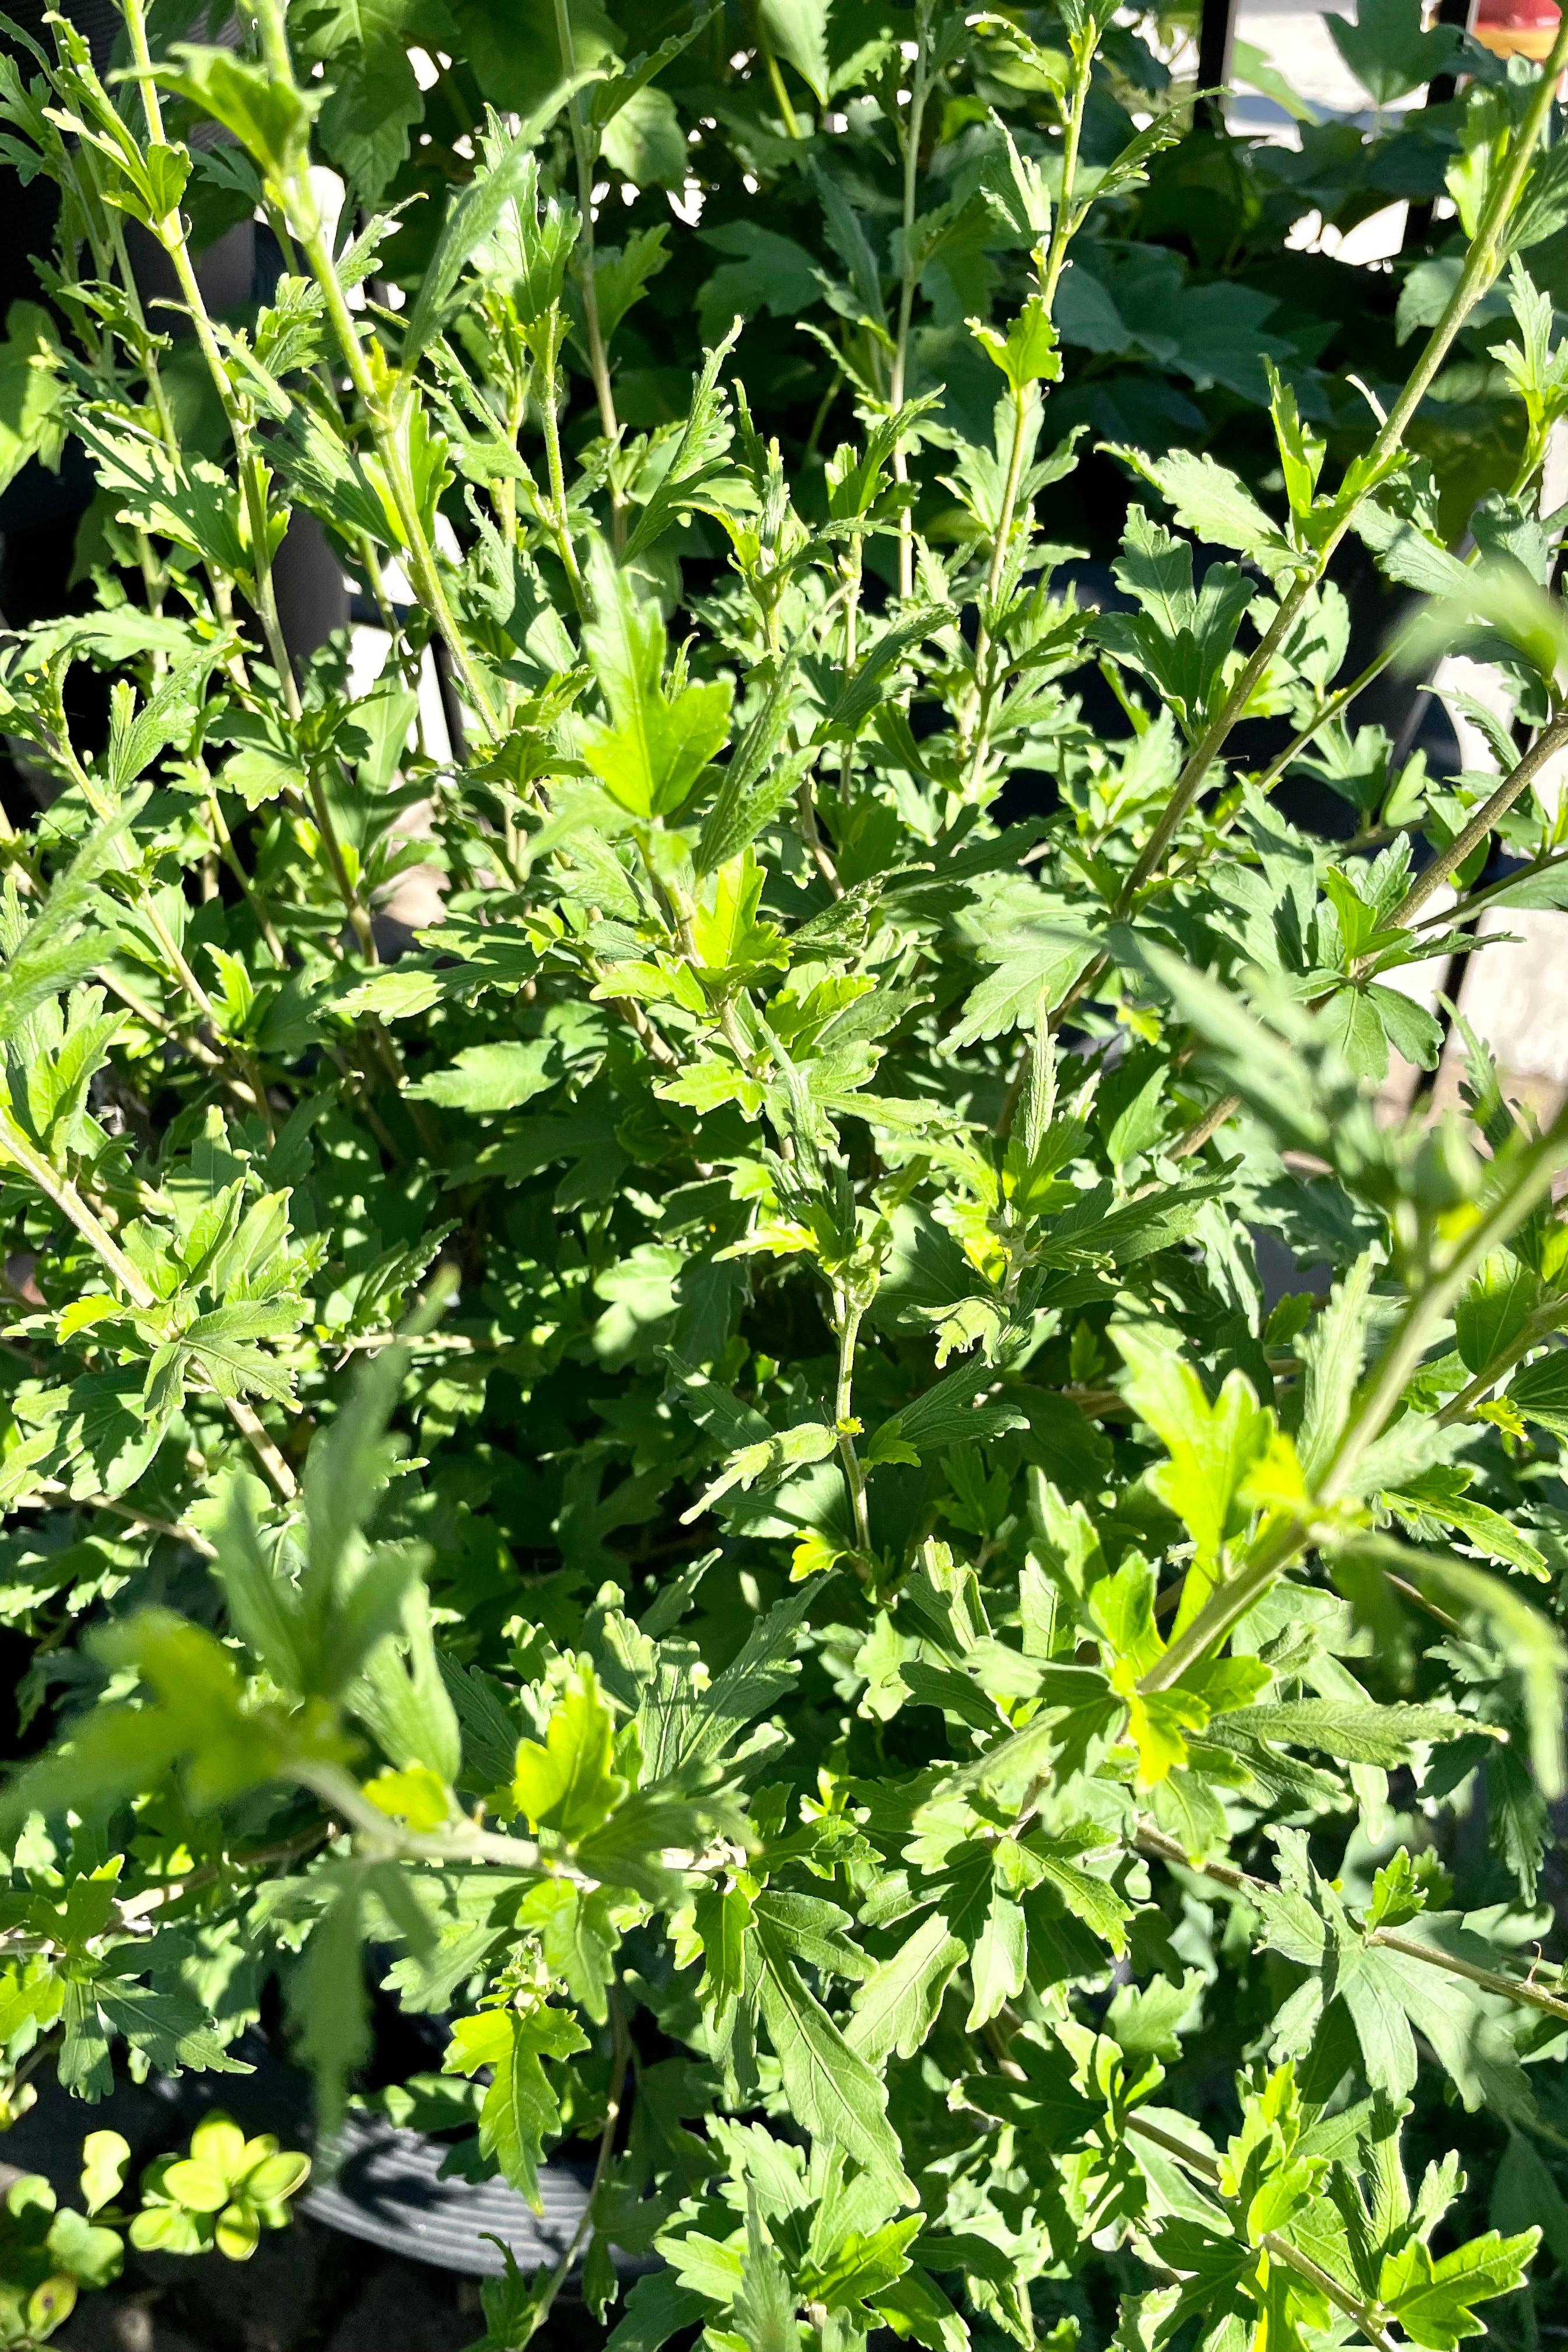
1471 0 1560 59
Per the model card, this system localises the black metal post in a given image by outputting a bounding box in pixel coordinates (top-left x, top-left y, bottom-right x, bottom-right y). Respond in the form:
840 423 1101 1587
1196 0 1237 127
1404 0 1475 248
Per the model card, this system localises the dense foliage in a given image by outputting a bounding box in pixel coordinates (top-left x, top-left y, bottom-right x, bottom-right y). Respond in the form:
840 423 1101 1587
3 2 1568 2349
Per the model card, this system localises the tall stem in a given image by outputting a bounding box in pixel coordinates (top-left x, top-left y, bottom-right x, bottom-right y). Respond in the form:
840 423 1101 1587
1322 1101 1568 1503
1113 15 1568 918
537 311 589 612
552 0 621 481
120 0 301 720
889 4 932 600
296 208 503 740
964 389 1032 794
1038 62 1091 314
207 792 289 968
243 0 501 740
834 1293 873 1553
1385 708 1568 933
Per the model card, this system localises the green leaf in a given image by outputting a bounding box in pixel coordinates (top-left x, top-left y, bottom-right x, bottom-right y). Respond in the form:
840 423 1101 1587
407 1041 557 1113
1387 1468 1550 1581
755 1914 914 2200
158 44 318 182
1347 1532 1568 1796
680 1420 839 1523
970 300 1062 395
579 542 733 817
622 332 740 564
292 1872 372 2134
1326 0 1463 107
515 1880 620 2021
601 84 685 186
1504 1345 1568 1437
1216 1701 1473 1766
1110 446 1299 583
965 1889 1027 2029
760 0 832 102
1380 2230 1539 2350
1113 1323 1273 1584
511 1669 625 1841
847 1909 966 2065
402 103 584 365
0 301 66 498
443 2003 590 2207
604 2271 710 2352
79 2131 129 2218
1454 1254 1537 1379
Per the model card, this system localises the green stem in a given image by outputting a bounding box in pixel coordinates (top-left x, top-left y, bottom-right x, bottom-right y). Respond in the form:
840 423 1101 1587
1137 1518 1300 1695
306 765 378 963
296 208 503 740
1250 632 1410 800
0 1110 152 1307
964 389 1032 793
1386 709 1568 933
1437 1300 1568 1427
553 0 621 471
1038 59 1092 314
1414 844 1568 933
1121 2114 1401 2352
120 0 301 720
1113 13 1568 920
526 1987 630 2342
537 309 589 612
1324 1100 1568 1501
985 390 1032 614
243 2 499 740
757 20 802 138
834 1292 873 1553
1135 1824 1568 2026
889 0 933 600
206 792 289 968
1146 1099 1568 1690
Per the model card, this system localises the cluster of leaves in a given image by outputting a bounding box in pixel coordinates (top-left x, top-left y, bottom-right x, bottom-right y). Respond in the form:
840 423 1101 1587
4 2 1568 2350
0 2116 307 2348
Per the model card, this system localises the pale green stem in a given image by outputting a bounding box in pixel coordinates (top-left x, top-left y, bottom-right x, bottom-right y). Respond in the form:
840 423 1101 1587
552 0 620 465
757 19 802 138
1038 55 1092 314
1322 1100 1568 1502
1113 12 1568 921
536 310 588 611
964 389 1033 792
835 1293 873 1553
890 3 933 600
1135 1825 1568 2025
1386 708 1568 933
120 0 301 720
1122 2113 1399 2350
1250 633 1410 800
